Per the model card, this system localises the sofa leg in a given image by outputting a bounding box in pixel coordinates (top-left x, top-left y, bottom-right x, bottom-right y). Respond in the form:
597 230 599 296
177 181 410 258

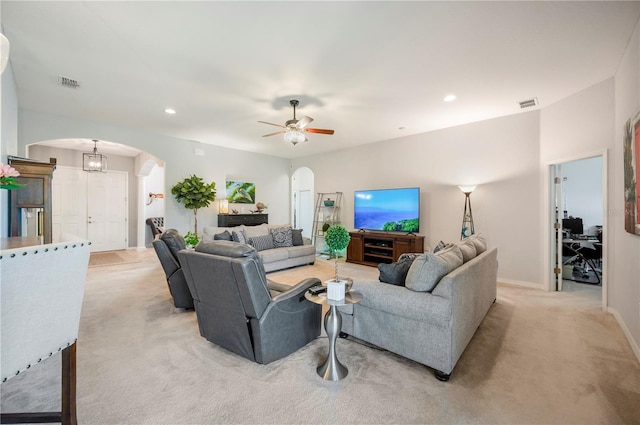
434 370 450 382
339 332 349 338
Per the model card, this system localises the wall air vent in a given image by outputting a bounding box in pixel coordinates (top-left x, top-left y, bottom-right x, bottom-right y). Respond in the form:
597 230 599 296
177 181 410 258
58 75 80 89
518 97 538 109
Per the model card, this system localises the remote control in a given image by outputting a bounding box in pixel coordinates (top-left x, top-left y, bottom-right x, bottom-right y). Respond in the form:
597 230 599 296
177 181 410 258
308 285 327 295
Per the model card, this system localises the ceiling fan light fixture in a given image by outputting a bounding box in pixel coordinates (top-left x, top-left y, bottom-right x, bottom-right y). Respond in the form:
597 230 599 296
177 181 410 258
284 129 305 145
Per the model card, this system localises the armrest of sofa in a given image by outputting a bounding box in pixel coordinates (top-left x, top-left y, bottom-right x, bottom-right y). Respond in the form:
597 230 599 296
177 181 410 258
270 277 321 303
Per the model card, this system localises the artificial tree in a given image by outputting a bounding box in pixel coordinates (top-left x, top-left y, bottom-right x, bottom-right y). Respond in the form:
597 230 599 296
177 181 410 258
324 224 351 282
171 175 216 237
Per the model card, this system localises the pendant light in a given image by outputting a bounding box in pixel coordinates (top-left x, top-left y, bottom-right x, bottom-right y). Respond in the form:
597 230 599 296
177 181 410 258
83 140 107 172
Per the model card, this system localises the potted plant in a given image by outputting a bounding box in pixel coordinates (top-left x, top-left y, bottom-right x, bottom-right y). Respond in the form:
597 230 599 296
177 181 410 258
324 225 351 299
184 231 199 249
171 175 216 236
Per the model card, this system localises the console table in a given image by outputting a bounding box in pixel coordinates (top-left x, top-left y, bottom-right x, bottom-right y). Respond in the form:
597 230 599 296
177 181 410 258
218 214 268 227
347 231 424 266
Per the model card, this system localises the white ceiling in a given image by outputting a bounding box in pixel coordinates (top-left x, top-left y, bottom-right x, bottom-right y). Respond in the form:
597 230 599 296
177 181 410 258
2 1 639 159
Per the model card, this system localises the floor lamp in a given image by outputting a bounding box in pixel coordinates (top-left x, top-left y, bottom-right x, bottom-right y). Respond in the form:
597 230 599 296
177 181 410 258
459 185 477 240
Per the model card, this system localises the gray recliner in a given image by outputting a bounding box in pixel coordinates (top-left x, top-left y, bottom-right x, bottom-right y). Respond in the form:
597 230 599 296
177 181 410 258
152 229 195 309
178 240 322 364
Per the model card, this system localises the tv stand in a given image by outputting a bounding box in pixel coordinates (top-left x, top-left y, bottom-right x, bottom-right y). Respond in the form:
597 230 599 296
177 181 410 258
347 231 425 267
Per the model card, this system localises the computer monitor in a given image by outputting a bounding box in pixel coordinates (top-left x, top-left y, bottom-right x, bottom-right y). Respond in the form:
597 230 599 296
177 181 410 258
563 218 583 236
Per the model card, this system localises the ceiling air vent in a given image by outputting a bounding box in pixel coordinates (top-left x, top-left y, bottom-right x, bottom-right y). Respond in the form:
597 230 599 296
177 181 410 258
58 75 80 89
518 97 538 109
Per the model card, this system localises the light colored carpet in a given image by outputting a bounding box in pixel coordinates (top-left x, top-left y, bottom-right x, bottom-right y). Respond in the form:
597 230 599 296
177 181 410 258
2 249 639 424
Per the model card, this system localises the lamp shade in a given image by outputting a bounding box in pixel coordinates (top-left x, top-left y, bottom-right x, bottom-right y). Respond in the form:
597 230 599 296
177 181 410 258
219 199 229 214
458 185 477 194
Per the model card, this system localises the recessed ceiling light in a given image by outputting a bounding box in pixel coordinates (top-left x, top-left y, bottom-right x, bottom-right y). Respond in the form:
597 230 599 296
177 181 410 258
164 108 176 114
443 94 457 102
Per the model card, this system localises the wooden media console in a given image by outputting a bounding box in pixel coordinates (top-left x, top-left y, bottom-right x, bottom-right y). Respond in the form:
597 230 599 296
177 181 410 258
346 231 425 266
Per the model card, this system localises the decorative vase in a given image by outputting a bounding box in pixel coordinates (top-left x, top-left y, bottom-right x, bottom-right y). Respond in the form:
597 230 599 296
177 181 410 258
324 200 334 207
326 279 346 301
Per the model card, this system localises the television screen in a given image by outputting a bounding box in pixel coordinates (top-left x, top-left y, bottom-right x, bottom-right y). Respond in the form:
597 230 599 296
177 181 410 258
354 187 420 232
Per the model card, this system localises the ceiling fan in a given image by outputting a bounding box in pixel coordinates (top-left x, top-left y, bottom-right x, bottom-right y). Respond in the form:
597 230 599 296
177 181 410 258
258 99 335 145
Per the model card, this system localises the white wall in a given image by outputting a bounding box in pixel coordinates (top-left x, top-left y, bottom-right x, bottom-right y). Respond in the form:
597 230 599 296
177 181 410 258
0 56 18 238
612 18 640 358
16 109 292 239
293 111 543 287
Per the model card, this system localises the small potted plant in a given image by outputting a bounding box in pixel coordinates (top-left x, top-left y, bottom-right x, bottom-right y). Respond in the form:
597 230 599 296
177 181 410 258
324 225 351 300
184 231 199 249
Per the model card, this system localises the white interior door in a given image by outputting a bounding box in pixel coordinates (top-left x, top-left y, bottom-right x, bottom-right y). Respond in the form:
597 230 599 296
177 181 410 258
52 166 88 242
299 189 313 238
88 172 128 252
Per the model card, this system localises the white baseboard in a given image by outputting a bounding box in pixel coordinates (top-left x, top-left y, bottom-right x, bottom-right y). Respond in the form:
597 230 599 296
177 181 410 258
607 307 640 363
498 277 545 290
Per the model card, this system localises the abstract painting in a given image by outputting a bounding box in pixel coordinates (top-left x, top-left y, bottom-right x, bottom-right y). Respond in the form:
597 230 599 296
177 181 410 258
623 110 640 235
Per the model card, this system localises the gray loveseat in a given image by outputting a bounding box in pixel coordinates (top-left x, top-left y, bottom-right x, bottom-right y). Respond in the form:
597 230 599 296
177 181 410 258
339 234 498 381
202 224 316 273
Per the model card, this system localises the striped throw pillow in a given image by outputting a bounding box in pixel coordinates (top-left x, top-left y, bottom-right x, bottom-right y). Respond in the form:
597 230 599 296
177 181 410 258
249 234 274 251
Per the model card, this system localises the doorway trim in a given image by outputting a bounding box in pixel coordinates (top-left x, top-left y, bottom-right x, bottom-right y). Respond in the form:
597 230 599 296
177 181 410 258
544 149 608 310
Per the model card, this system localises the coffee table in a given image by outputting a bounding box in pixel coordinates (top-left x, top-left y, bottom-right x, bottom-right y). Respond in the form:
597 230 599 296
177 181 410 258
305 290 362 381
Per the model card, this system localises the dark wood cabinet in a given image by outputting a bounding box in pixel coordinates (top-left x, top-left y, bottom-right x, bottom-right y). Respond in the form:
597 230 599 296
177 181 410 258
347 231 425 266
218 214 268 227
7 157 57 244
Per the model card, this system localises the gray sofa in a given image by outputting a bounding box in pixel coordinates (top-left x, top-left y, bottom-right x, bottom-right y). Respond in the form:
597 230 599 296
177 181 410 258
202 224 316 273
339 235 498 381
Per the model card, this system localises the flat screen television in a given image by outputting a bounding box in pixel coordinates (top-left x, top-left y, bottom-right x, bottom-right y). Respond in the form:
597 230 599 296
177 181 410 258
354 187 420 232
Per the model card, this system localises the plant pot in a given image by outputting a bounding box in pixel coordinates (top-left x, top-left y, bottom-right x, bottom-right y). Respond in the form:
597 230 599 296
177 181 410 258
326 279 346 301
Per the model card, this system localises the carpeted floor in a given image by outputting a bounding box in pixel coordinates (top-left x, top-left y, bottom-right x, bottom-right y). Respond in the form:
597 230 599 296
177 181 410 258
2 249 639 424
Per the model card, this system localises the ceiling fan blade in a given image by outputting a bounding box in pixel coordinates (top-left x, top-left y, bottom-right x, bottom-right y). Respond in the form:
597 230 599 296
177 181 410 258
304 128 335 135
258 120 285 128
262 130 286 137
297 116 313 129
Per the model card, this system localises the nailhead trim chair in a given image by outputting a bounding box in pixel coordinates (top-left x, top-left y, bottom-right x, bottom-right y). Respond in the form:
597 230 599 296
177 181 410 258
1 236 91 425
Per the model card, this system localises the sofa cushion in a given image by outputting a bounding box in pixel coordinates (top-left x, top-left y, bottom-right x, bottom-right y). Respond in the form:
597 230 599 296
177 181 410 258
292 229 304 246
287 244 316 258
214 230 233 241
405 246 463 292
378 256 415 286
270 226 293 248
249 234 275 251
259 247 290 263
243 223 270 239
467 234 487 254
456 239 477 262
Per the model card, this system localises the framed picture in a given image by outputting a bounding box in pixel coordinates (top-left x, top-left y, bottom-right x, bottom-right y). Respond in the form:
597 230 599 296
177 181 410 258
226 181 255 204
623 110 640 235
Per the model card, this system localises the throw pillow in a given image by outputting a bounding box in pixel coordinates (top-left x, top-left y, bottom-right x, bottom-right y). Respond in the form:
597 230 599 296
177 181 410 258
160 229 186 259
291 229 304 246
249 234 275 252
433 240 454 253
243 223 270 239
213 230 233 241
405 246 463 292
456 239 477 262
232 230 247 244
378 255 417 286
467 234 487 254
270 226 293 248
